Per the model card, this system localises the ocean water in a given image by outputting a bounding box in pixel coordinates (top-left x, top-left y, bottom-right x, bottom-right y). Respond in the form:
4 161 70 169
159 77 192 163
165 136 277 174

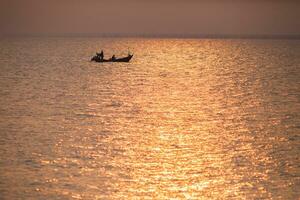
0 38 299 200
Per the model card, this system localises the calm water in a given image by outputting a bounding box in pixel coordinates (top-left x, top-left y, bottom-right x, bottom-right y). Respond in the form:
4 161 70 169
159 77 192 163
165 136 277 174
0 38 299 199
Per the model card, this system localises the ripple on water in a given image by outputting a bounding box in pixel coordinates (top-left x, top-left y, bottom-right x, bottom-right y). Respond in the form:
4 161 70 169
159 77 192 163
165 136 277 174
0 38 299 199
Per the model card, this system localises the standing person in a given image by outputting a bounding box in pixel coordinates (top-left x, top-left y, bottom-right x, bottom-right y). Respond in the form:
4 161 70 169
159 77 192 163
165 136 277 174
96 50 104 60
100 50 104 59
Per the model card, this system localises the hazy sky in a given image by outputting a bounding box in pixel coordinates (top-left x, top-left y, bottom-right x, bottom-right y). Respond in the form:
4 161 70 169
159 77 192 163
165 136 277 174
0 0 299 36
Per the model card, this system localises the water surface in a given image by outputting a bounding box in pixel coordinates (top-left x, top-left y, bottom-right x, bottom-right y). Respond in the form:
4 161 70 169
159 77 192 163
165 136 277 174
0 38 299 199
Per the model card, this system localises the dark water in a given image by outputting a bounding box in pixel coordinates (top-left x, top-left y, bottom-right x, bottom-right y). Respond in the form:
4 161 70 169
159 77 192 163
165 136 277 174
0 38 299 199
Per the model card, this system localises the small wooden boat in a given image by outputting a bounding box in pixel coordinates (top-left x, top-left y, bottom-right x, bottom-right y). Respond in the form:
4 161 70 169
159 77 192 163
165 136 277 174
91 54 133 63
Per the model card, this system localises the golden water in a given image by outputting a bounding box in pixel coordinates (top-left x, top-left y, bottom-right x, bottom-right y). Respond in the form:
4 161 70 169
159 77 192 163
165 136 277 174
0 38 299 199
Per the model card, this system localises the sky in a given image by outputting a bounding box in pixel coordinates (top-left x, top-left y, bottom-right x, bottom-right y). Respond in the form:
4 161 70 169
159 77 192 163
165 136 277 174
0 0 299 36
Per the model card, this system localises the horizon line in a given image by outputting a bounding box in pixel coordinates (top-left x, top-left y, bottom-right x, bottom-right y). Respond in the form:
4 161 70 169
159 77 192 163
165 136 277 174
1 33 300 40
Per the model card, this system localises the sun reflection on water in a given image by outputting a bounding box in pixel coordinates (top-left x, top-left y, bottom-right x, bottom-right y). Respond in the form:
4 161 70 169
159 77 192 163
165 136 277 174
0 38 299 199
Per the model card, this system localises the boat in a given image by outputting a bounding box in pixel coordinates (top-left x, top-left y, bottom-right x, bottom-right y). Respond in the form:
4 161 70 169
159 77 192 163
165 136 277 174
91 54 133 63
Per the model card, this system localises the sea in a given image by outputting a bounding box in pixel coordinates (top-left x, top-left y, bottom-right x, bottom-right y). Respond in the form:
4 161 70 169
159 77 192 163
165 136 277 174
0 37 299 199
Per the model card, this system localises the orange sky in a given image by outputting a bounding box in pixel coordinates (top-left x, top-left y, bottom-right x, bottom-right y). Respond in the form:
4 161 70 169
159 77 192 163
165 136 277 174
0 0 299 36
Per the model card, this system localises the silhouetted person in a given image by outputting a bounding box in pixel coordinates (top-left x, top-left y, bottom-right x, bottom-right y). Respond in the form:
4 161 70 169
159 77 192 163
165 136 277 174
112 55 116 61
96 50 104 60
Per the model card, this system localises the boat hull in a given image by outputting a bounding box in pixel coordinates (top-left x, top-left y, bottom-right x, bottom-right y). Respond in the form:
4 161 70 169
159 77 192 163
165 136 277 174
91 55 133 63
